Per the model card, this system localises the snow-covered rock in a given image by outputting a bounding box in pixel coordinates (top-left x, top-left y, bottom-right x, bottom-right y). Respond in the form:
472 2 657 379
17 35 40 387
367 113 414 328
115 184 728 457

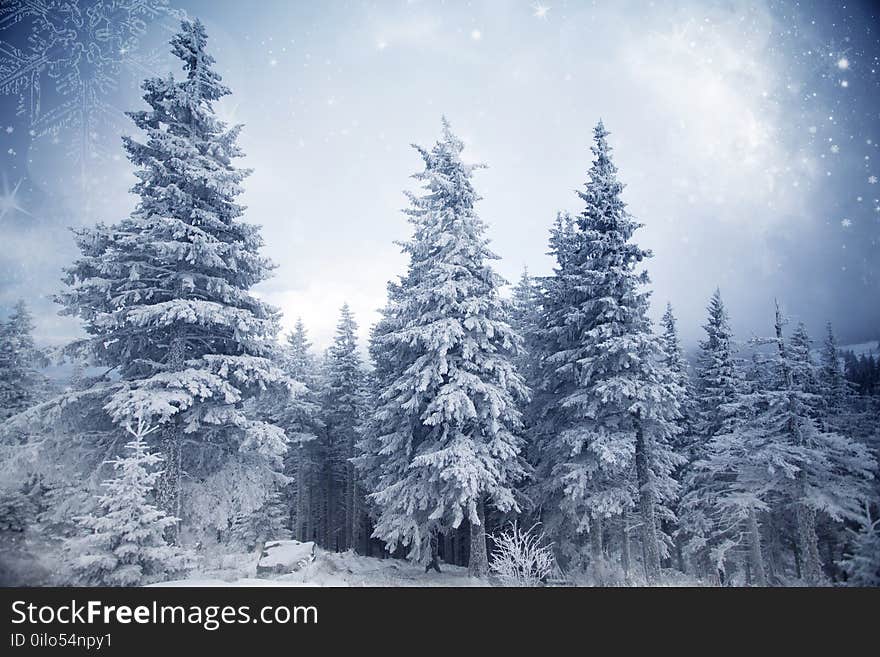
256 540 315 575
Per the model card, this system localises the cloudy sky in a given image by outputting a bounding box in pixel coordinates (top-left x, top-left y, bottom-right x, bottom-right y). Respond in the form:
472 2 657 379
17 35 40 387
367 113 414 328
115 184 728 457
1 0 878 353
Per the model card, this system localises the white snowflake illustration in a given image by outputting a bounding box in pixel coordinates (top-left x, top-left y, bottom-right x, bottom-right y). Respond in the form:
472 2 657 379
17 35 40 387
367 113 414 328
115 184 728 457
869 175 878 184
0 0 185 168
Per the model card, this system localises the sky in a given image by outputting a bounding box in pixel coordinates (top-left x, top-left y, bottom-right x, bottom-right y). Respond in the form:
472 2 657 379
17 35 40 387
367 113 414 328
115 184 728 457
1 0 879 354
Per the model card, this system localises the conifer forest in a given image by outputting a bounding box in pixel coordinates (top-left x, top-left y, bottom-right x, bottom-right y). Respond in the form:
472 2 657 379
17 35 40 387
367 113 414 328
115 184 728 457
0 1 878 588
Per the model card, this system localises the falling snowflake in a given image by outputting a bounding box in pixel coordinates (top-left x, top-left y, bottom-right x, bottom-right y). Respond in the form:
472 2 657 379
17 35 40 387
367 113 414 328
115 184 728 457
0 0 185 169
840 218 852 228
830 144 840 154
869 175 878 184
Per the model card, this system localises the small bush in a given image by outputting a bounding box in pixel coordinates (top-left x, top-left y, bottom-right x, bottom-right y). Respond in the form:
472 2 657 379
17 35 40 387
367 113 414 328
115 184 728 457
489 522 555 587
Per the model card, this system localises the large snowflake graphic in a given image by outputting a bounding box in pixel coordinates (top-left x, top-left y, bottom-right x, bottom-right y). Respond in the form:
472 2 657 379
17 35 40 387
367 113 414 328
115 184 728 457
0 0 185 167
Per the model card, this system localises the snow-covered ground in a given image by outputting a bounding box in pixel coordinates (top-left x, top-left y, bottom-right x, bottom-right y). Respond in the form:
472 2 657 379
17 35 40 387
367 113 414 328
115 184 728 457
154 547 484 587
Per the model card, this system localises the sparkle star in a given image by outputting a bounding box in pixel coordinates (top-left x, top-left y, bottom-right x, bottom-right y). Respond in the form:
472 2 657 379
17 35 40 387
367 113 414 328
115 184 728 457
532 4 551 19
0 177 31 223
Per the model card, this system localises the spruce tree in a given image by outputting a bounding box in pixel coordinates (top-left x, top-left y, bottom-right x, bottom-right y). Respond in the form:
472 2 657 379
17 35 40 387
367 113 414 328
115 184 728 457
839 502 880 586
659 303 692 441
678 289 743 579
360 119 527 576
320 304 367 552
694 290 740 439
67 418 194 585
281 319 322 543
658 302 692 571
55 19 297 538
696 305 875 585
532 122 682 583
819 322 852 425
507 267 541 386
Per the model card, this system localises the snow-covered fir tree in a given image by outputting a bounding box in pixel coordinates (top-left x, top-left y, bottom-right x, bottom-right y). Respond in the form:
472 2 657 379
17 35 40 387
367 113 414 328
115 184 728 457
839 502 880 586
695 305 875 585
769 309 875 584
228 489 290 550
658 302 692 571
507 267 542 472
0 301 46 422
507 267 541 386
819 323 853 426
54 19 299 541
658 303 693 440
67 418 194 585
354 282 405 548
531 121 682 583
677 289 744 579
281 319 323 543
694 290 740 439
320 304 368 552
358 119 527 577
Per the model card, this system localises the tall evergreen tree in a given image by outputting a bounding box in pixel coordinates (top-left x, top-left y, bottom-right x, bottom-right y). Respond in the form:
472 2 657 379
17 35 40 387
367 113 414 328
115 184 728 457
678 290 744 580
532 122 682 583
658 302 692 570
507 267 541 383
769 308 875 584
659 303 692 437
55 19 297 539
819 323 852 423
281 319 323 543
359 119 527 577
694 290 740 439
696 305 875 585
320 304 367 552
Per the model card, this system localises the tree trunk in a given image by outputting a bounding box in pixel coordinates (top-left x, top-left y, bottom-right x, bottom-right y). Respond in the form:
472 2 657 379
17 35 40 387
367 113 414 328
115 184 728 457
675 537 686 574
443 531 453 565
293 455 305 541
795 503 823 585
468 499 489 578
158 328 186 543
634 423 661 584
590 515 603 564
157 426 181 543
620 512 631 580
349 466 360 553
748 508 767 586
765 513 783 584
